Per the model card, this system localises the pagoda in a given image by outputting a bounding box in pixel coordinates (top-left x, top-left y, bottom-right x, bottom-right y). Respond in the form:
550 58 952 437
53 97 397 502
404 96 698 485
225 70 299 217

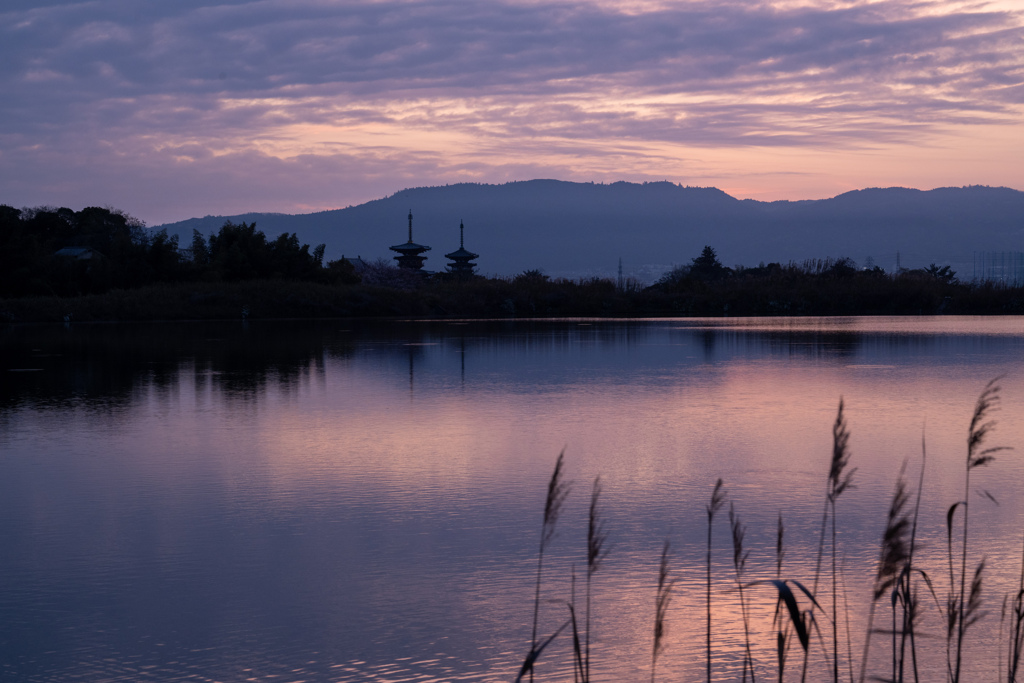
390 210 431 271
445 221 479 278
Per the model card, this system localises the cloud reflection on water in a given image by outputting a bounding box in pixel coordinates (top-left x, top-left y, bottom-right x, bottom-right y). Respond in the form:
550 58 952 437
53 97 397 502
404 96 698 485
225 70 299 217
1 317 1023 681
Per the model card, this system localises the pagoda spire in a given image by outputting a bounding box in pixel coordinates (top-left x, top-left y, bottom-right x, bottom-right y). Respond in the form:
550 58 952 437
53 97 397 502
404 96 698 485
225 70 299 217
445 220 479 279
390 210 430 271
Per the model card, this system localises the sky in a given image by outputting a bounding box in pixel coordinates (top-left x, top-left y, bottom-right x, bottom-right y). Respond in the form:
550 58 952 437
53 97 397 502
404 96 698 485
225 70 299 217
2 0 1023 226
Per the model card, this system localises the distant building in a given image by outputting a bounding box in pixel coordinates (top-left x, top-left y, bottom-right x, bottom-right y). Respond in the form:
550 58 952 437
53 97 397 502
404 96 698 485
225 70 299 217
53 246 102 260
390 210 431 271
340 255 368 272
445 221 479 278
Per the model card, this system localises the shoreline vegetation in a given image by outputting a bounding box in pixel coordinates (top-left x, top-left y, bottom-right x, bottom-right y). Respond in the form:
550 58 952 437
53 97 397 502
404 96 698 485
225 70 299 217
3 207 1024 323
519 379 1018 683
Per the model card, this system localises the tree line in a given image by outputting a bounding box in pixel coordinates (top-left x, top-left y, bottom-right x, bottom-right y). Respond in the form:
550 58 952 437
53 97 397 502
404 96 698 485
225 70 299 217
645 245 978 315
0 205 358 299
2 205 1019 318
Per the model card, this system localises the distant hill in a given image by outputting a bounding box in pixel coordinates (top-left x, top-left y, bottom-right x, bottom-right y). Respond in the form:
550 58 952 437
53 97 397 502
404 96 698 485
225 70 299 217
152 180 1024 280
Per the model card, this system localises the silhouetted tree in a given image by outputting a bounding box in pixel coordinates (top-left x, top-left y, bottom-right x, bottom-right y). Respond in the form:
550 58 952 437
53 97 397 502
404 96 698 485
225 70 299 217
205 221 273 280
923 263 958 285
514 269 550 284
0 205 183 296
690 246 729 281
325 257 361 285
268 232 323 280
202 222 327 282
190 229 210 266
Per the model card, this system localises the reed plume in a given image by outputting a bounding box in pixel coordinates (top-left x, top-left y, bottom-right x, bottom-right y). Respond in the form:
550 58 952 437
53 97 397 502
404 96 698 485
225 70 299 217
964 559 987 633
949 378 1008 683
584 476 608 682
894 437 932 683
829 400 855 683
525 450 570 682
652 540 675 683
859 465 910 683
806 400 856 683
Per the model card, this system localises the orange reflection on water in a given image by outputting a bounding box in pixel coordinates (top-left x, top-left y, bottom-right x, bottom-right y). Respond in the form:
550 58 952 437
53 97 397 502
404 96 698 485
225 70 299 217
8 318 1021 681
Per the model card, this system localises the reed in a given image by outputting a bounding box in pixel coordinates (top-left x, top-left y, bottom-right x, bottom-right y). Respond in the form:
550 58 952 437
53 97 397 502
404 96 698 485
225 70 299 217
516 378 1017 682
730 501 756 682
569 567 583 683
804 400 856 683
522 450 570 682
829 401 856 683
948 377 1008 683
774 513 789 682
767 514 821 682
651 540 675 683
892 438 932 683
859 465 911 682
707 479 727 683
1008 531 1024 682
584 477 607 682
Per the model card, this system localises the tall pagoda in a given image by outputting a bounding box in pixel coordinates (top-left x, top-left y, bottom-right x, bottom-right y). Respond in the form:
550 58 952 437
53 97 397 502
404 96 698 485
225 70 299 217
445 221 479 278
390 210 431 270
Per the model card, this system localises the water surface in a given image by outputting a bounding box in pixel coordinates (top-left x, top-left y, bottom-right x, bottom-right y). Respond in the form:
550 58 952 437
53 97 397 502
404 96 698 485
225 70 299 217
2 317 1023 681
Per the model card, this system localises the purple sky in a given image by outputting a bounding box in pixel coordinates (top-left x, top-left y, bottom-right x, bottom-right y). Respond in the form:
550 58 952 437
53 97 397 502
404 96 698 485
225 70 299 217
2 0 1022 225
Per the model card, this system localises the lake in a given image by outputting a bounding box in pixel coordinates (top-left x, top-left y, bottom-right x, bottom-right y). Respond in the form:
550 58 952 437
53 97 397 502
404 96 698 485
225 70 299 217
2 317 1023 682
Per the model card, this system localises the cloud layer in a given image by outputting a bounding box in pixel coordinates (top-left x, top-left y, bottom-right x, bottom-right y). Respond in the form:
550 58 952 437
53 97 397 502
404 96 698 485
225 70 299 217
2 0 1022 222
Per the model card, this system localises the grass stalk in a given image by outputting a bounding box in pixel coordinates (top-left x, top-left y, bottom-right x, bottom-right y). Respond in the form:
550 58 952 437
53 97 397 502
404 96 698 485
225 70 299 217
1002 596 1009 683
803 492 831 683
707 478 726 683
775 513 791 683
897 437 928 683
571 567 580 683
1008 530 1024 682
832 505 839 683
804 400 855 683
585 476 607 682
730 501 755 682
840 560 855 683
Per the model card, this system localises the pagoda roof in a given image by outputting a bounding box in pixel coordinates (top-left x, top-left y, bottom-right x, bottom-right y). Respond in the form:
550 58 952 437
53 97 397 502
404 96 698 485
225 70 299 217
445 246 479 260
390 241 431 252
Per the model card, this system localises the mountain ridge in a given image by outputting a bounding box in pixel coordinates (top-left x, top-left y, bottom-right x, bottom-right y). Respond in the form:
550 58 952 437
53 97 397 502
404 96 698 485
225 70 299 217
153 180 1024 280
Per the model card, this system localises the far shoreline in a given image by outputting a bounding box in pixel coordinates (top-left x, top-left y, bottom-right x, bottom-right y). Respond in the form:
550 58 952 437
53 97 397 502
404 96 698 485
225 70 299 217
3 274 1023 324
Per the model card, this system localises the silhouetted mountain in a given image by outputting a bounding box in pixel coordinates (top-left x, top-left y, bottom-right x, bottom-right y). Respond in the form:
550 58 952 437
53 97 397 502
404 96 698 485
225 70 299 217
153 181 1024 280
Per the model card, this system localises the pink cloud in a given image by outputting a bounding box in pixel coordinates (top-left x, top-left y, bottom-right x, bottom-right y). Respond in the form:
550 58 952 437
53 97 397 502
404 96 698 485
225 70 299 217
1 0 1021 220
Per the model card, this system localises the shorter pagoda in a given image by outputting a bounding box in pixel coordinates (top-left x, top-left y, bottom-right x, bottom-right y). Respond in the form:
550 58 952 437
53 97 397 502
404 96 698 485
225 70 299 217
390 210 431 270
445 221 479 278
